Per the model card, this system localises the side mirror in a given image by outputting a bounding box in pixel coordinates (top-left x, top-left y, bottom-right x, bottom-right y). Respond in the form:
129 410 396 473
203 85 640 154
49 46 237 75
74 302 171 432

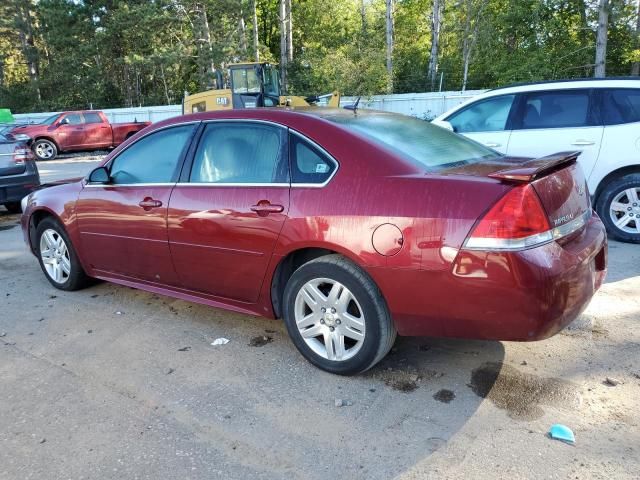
432 119 456 132
58 118 70 126
88 166 110 184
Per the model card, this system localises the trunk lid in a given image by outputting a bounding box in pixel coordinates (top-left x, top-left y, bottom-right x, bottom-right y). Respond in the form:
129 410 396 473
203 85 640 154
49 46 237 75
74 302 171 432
486 152 591 231
448 152 592 245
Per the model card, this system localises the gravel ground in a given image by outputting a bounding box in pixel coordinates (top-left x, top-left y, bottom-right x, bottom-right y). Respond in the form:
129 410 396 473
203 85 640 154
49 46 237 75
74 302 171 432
0 157 638 479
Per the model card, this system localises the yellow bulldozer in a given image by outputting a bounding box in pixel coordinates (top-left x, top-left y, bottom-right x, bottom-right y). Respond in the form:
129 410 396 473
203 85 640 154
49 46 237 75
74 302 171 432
182 62 340 114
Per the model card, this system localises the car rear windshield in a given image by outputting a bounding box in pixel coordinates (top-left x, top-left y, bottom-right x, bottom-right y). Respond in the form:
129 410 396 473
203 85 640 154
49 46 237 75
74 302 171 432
326 112 501 170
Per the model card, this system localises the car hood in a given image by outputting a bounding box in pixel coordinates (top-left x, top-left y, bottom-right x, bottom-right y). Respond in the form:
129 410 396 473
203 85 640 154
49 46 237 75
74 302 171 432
10 124 50 136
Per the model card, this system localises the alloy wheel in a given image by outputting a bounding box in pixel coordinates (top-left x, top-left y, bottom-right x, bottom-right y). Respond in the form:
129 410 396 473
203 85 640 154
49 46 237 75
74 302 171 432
39 228 71 284
294 278 366 361
35 142 54 159
609 187 640 234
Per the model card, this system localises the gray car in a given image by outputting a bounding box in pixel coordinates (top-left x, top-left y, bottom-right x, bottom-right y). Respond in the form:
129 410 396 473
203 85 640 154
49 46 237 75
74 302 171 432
0 132 40 213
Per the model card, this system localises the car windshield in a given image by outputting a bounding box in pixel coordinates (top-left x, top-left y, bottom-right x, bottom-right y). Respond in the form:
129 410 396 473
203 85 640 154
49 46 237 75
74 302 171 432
41 114 60 125
232 67 261 94
326 112 501 170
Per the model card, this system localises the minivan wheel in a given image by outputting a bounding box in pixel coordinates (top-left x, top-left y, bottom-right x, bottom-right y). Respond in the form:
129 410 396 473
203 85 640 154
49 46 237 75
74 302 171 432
596 173 640 243
32 139 57 161
282 254 396 375
35 217 90 290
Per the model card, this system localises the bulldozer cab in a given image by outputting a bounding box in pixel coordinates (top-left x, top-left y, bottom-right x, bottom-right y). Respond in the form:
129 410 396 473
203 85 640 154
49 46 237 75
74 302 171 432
182 62 340 114
230 63 281 108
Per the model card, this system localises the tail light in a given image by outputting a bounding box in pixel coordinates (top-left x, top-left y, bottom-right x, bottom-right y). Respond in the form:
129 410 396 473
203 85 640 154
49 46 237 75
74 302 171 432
464 184 554 250
13 146 33 164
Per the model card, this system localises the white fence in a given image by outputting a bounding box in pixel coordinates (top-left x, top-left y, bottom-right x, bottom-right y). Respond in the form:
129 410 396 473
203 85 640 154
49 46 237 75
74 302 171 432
13 90 485 125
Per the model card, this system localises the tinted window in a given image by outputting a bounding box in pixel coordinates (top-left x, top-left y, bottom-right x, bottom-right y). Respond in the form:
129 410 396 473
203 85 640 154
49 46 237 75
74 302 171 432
448 95 515 133
519 90 590 129
190 123 285 183
64 113 83 125
328 112 501 169
109 125 195 184
290 135 336 184
84 112 102 124
602 89 640 125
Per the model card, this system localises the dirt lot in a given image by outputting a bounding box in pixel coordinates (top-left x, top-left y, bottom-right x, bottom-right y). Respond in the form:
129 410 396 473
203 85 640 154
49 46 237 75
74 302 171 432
0 158 638 479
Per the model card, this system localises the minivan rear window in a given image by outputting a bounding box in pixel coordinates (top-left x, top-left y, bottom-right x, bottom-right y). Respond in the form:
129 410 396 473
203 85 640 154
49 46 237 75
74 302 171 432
327 112 501 169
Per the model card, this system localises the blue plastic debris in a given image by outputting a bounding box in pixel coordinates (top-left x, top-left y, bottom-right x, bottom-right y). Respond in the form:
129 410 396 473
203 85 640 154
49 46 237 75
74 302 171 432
548 424 575 444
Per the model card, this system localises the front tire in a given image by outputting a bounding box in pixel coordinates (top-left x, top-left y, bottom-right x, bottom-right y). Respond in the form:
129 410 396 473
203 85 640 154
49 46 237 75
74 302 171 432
35 217 90 290
282 254 396 375
595 173 640 243
32 139 58 161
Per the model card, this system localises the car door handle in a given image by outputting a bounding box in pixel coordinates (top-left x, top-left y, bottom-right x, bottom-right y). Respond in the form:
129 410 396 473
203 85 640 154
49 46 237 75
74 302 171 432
484 142 501 148
139 198 163 210
251 201 284 216
571 140 595 146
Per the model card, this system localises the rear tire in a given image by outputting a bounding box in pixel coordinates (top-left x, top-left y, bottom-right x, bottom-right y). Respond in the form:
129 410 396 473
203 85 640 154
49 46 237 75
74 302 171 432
282 254 396 375
32 139 58 161
3 202 21 214
595 173 640 243
35 217 90 290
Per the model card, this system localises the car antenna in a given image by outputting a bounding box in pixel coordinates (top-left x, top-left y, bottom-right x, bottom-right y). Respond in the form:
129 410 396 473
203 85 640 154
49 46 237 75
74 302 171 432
343 96 361 113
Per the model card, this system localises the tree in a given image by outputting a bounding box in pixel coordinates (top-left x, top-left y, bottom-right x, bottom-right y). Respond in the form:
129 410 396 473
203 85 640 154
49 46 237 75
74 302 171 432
595 0 610 78
427 0 443 91
385 0 394 92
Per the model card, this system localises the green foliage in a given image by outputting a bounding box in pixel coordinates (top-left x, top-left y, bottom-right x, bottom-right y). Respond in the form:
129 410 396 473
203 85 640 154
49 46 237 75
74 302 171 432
0 0 638 113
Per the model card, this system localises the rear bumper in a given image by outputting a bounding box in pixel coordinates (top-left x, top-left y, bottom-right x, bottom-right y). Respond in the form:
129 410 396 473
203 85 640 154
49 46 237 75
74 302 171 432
370 214 607 341
0 164 40 204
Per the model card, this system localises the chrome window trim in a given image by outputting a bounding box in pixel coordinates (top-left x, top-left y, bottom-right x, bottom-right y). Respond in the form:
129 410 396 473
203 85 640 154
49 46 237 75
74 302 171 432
464 209 592 251
84 182 176 188
288 129 339 188
175 182 290 188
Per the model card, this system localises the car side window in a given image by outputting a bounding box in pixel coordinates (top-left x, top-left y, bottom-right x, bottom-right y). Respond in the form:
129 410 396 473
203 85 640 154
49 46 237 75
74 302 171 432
190 123 286 184
290 134 336 184
64 113 83 125
602 89 640 125
518 90 591 129
84 112 103 124
109 124 195 184
447 95 515 133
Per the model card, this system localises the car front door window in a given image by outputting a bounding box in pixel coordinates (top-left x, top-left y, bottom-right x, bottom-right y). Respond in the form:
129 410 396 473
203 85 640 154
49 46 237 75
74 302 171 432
110 124 195 184
448 95 515 133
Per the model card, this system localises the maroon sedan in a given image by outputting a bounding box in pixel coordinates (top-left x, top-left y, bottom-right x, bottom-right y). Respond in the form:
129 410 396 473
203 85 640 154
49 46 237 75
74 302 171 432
20 108 607 374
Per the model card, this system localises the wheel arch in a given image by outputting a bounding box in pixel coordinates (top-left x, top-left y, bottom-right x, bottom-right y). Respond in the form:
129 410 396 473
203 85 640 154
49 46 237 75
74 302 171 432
593 165 640 204
269 243 385 319
27 207 63 253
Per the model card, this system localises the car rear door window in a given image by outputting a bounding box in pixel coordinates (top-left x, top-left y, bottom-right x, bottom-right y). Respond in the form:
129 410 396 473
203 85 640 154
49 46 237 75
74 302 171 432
84 112 103 124
190 123 286 184
109 124 195 184
602 89 640 125
518 90 591 129
290 134 336 184
447 95 515 133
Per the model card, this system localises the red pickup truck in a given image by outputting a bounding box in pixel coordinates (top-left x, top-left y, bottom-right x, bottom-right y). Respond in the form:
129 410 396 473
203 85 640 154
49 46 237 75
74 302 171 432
10 110 151 160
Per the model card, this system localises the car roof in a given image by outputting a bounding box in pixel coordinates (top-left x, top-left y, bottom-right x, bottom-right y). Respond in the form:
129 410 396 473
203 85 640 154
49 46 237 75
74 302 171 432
435 77 640 120
489 76 640 92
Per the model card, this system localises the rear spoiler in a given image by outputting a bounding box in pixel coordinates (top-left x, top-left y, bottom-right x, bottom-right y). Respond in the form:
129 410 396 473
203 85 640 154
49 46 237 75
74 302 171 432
488 151 580 183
